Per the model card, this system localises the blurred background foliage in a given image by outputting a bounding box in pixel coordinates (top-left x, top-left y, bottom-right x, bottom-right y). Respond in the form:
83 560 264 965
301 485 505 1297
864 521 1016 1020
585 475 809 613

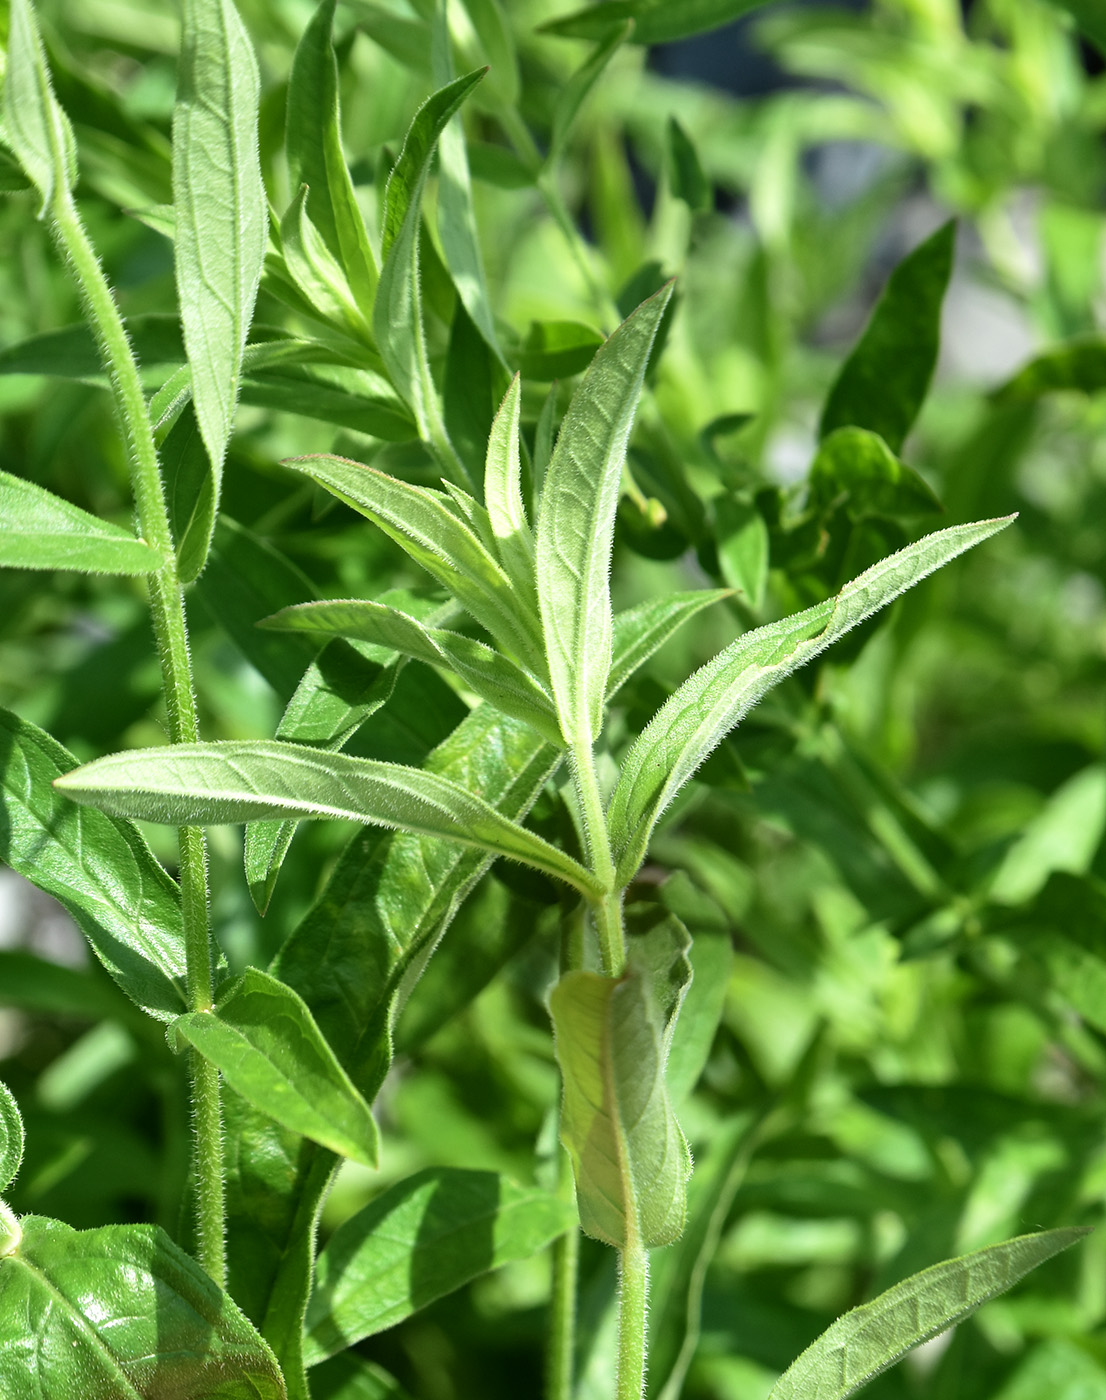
1 1 1106 1397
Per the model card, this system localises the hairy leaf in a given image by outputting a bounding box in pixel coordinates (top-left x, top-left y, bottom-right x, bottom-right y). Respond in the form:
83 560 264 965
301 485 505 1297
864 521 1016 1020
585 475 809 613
0 708 187 1021
54 741 601 896
0 1082 22 1195
279 186 372 343
769 1227 1091 1399
4 0 77 213
304 1169 575 1362
0 470 163 574
483 375 536 594
536 285 673 745
608 517 1014 883
173 0 266 473
169 968 378 1166
0 1216 287 1398
819 221 955 453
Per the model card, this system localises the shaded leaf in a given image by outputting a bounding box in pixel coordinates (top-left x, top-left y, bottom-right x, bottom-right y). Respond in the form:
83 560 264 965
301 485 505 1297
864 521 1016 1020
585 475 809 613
607 517 1014 883
768 1227 1091 1400
0 313 183 384
809 428 943 521
0 708 187 1021
279 185 371 342
0 1215 287 1398
542 0 774 44
713 496 768 607
159 402 216 582
1044 0 1106 56
666 115 711 213
310 1353 414 1400
608 590 731 697
819 221 955 453
994 337 1106 404
0 470 163 574
169 968 378 1166
303 1168 575 1362
516 320 605 380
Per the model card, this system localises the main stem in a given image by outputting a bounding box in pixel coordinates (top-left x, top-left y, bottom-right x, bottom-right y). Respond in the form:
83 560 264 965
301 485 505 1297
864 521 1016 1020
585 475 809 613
570 739 625 975
618 1243 649 1400
52 194 225 1287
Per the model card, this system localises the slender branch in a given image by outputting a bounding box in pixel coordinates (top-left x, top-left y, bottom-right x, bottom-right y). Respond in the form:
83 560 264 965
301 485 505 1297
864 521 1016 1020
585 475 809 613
617 1243 649 1400
50 191 224 1286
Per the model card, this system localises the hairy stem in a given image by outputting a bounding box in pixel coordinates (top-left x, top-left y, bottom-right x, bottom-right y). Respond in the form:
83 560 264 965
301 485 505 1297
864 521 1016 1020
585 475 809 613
570 741 625 975
617 1243 649 1400
51 192 224 1285
547 1147 580 1400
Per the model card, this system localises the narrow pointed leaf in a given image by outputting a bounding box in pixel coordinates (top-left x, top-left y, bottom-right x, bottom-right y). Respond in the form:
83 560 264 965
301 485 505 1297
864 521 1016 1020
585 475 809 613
536 285 673 745
54 740 602 896
303 1168 575 1362
262 599 562 742
484 375 536 593
547 21 633 166
608 589 732 697
541 0 773 43
373 69 484 462
0 1216 287 1398
608 516 1015 883
819 221 955 453
551 961 691 1249
286 0 377 313
279 185 372 343
667 115 711 213
160 403 217 582
4 0 77 214
769 1227 1090 1400
169 967 379 1166
0 1082 22 1194
0 470 164 573
283 452 544 670
0 708 187 1021
173 0 266 473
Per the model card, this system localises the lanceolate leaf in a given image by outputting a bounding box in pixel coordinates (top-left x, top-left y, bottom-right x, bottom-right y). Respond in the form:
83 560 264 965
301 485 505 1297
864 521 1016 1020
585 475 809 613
303 1169 575 1363
3 0 77 214
551 965 691 1249
283 453 545 671
262 599 561 742
173 0 266 474
169 968 379 1166
55 741 601 896
536 285 673 746
607 517 1014 883
547 20 633 166
279 186 372 343
286 0 377 313
542 0 773 44
819 221 956 453
0 470 164 574
608 590 732 697
0 708 187 1021
0 1216 287 1398
483 376 536 595
768 1227 1090 1400
0 1082 22 1194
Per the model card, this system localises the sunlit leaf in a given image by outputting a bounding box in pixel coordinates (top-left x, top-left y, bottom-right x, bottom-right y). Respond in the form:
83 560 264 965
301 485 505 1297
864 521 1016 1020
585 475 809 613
0 470 163 574
483 375 536 595
3 0 77 214
0 1083 22 1195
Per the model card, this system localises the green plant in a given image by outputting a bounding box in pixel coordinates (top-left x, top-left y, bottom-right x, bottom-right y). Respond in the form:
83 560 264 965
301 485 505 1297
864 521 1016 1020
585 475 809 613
1 2 1103 1399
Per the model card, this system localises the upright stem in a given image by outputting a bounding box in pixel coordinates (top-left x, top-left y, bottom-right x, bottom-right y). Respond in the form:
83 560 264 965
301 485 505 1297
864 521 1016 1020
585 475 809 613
51 193 224 1286
617 1243 649 1400
547 1145 580 1400
570 740 625 975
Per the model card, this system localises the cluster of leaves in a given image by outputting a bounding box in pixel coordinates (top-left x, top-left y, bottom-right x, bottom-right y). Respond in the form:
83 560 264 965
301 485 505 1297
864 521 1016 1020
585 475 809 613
1 1 1105 1399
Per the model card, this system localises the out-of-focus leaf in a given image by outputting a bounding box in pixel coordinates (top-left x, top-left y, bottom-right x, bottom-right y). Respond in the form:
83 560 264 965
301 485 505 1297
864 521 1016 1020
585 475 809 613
608 590 732 696
713 496 769 608
55 740 601 896
310 1352 414 1400
607 517 1014 884
0 471 164 574
0 314 184 384
0 708 187 1021
515 320 605 379
808 428 943 520
541 0 773 44
0 1083 22 1195
303 1168 574 1362
0 1216 287 1398
536 286 673 747
666 116 711 213
547 21 632 166
768 1228 1090 1400
990 765 1106 905
4 0 77 214
1045 0 1106 56
819 221 955 453
169 967 379 1166
994 337 1106 403
173 0 266 473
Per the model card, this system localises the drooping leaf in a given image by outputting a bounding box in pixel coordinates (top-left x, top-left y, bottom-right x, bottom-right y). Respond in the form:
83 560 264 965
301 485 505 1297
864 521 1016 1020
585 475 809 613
3 0 77 214
0 708 187 1021
607 516 1014 883
0 1082 22 1195
373 69 485 467
262 599 560 742
768 1227 1091 1400
54 740 601 896
536 285 673 746
303 1168 575 1363
551 962 691 1249
608 590 732 697
0 1215 287 1398
483 375 536 595
169 967 379 1166
541 0 774 44
173 0 266 474
285 0 377 313
819 221 955 452
282 453 545 671
0 470 164 574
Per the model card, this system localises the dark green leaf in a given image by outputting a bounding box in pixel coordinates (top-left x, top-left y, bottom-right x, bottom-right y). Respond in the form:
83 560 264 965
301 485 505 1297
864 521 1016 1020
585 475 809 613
994 337 1106 404
666 115 710 213
0 1082 22 1195
808 428 943 520
160 403 216 582
541 0 774 44
0 314 184 384
0 1215 287 1397
819 221 956 453
169 967 379 1165
0 708 187 1021
0 470 164 574
1044 0 1106 56
303 1168 575 1362
310 1353 414 1400
713 496 768 607
515 320 606 380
